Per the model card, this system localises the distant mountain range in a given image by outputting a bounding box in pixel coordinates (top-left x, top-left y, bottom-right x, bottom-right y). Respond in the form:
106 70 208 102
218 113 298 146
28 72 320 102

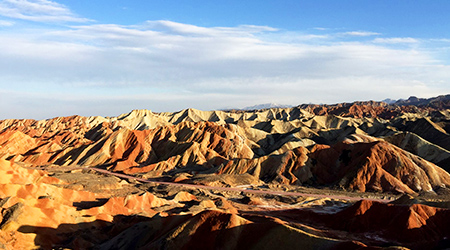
241 103 293 110
235 94 450 112
392 94 450 108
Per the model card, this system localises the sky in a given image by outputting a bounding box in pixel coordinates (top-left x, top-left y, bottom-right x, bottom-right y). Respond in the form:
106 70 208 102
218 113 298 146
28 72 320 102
0 0 450 119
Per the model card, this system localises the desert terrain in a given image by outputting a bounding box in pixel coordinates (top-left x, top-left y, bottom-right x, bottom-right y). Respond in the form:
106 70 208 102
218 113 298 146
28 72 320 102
0 95 450 249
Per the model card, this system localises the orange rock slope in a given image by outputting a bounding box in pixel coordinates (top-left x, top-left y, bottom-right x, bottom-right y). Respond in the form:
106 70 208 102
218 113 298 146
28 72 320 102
0 159 189 249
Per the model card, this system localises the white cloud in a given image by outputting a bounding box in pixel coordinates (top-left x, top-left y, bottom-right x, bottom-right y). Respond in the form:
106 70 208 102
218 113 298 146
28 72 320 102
0 0 90 22
431 38 450 43
373 37 419 44
341 31 381 36
0 19 13 26
143 20 277 36
0 18 449 119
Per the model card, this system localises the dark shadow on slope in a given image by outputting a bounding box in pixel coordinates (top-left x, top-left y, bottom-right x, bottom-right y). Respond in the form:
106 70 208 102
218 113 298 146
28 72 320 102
17 214 154 250
392 118 450 151
73 198 109 210
97 210 367 250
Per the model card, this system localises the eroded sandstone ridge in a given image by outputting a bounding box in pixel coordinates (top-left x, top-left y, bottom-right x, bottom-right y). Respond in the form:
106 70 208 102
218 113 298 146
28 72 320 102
1 95 450 249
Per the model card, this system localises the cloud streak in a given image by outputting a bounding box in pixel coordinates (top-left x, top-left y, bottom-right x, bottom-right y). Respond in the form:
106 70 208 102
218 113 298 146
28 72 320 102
0 19 13 26
373 37 419 44
0 0 90 22
341 31 381 37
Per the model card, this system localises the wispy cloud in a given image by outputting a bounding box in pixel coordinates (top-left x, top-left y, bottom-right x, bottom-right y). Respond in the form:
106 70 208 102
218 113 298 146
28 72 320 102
373 37 419 44
0 0 90 22
313 27 328 31
0 19 13 26
341 31 381 37
141 20 278 38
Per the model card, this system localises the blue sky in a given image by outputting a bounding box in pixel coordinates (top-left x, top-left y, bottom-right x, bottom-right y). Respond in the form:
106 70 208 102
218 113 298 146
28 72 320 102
0 0 449 119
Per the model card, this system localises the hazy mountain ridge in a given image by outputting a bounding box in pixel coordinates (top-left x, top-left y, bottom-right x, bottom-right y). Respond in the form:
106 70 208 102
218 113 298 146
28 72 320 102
394 94 450 108
241 103 293 110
